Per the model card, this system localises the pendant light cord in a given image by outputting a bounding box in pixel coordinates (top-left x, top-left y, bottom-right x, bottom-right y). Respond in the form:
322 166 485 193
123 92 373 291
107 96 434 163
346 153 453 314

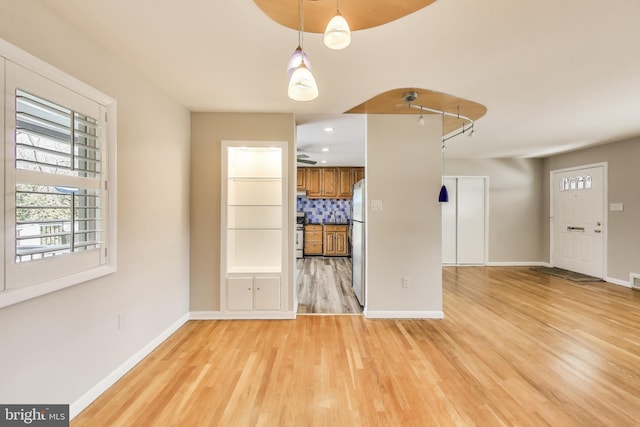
441 112 445 185
300 0 305 49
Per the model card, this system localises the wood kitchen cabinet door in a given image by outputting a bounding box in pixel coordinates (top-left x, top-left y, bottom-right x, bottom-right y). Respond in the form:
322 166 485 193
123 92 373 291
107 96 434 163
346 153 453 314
338 168 353 198
324 231 337 255
306 168 322 197
297 168 306 191
322 167 338 198
335 231 348 255
353 167 365 184
323 225 348 256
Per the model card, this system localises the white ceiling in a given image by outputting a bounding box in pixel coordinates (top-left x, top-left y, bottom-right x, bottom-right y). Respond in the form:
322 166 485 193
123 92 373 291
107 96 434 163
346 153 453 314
42 0 640 165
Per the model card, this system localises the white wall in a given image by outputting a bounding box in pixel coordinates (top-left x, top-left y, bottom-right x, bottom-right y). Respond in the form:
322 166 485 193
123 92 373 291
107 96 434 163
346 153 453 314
366 115 443 317
0 0 191 411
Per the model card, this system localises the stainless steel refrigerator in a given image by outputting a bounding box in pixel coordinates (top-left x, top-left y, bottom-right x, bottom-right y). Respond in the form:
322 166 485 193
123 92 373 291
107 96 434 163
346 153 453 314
352 179 365 306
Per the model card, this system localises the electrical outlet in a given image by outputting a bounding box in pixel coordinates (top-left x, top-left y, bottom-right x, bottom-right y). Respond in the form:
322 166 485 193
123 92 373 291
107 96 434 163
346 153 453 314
118 313 127 330
402 277 410 288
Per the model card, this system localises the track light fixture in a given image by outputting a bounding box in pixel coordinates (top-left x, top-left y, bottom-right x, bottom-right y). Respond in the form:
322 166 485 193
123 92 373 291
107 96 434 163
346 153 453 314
324 0 351 50
400 93 475 142
467 123 475 137
288 0 318 101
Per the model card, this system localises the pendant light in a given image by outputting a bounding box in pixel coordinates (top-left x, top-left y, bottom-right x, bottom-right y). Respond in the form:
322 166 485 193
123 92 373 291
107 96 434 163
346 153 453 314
324 0 351 50
288 0 318 101
286 46 311 78
438 113 449 203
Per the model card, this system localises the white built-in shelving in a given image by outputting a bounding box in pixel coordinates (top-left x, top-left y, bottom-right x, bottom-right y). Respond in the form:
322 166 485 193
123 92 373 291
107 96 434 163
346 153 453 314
221 141 288 315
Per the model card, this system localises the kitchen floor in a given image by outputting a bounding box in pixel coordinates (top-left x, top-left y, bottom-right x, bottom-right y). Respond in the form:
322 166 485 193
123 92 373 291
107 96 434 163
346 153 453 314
296 257 362 314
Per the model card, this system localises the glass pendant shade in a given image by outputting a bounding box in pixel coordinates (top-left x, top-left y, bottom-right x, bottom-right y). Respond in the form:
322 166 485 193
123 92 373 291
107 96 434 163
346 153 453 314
288 62 318 101
286 46 312 78
438 185 449 203
324 14 351 50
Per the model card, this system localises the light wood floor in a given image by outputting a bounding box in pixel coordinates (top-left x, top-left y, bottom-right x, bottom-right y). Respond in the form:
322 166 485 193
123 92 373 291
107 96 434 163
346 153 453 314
72 267 640 426
296 257 362 314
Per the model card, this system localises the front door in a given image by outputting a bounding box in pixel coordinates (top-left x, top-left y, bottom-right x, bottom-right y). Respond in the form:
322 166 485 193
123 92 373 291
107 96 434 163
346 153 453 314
551 165 605 278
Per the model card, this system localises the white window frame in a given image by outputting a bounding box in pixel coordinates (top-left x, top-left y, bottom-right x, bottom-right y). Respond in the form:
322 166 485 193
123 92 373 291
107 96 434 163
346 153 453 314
0 39 117 308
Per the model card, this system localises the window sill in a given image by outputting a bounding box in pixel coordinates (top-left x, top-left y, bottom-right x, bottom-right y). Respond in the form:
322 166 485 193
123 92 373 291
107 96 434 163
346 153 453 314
0 264 116 309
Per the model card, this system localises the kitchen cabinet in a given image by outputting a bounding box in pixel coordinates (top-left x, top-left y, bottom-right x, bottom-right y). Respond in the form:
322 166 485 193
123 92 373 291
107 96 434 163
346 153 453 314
323 224 348 256
296 168 306 191
299 167 365 198
353 167 365 184
322 167 339 198
338 168 353 198
306 168 323 198
227 276 280 311
304 224 323 255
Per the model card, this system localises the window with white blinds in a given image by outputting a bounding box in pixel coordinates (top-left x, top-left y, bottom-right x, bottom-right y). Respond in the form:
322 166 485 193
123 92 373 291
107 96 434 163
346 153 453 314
1 39 117 308
15 90 103 263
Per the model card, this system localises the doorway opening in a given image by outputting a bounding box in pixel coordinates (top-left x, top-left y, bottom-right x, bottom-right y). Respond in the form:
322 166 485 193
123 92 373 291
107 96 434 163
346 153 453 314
294 114 366 315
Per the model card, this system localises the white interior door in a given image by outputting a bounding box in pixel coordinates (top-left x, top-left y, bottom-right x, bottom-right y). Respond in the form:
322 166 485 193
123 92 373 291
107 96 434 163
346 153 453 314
552 166 604 278
442 177 486 265
457 177 486 264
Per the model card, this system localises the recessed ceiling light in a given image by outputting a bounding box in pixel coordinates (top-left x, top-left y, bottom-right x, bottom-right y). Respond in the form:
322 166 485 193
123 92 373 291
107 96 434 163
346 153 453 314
321 160 327 164
324 127 334 132
322 147 329 152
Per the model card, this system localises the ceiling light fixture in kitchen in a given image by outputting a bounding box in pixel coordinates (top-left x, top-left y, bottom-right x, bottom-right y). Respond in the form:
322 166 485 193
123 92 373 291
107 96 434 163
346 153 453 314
288 0 318 101
417 106 425 125
324 0 351 50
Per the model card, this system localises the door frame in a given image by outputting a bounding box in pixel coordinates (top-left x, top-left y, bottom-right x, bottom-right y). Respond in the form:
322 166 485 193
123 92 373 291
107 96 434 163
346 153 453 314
549 162 608 278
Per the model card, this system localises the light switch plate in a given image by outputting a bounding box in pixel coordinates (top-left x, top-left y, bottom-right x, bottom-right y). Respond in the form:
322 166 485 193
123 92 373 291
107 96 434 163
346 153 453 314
371 200 383 211
610 203 624 212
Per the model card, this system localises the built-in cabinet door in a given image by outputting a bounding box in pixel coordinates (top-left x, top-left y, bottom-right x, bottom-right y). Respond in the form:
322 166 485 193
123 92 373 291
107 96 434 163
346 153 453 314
441 176 486 265
253 276 280 310
227 276 253 310
227 276 280 311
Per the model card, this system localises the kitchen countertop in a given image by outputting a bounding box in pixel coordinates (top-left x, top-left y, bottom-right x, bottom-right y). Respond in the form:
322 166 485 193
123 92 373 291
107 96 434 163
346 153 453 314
305 222 351 226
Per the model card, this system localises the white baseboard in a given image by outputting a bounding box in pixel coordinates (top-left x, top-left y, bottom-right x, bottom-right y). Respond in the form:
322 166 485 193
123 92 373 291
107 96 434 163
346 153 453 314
364 310 444 319
190 311 296 320
70 313 190 420
485 261 551 267
604 276 632 288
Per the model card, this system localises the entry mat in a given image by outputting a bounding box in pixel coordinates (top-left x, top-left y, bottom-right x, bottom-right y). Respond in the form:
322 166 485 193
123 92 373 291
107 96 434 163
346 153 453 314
530 267 603 282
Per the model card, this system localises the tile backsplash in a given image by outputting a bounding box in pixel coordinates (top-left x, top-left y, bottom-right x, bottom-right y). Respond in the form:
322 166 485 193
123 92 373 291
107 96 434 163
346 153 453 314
297 196 352 224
